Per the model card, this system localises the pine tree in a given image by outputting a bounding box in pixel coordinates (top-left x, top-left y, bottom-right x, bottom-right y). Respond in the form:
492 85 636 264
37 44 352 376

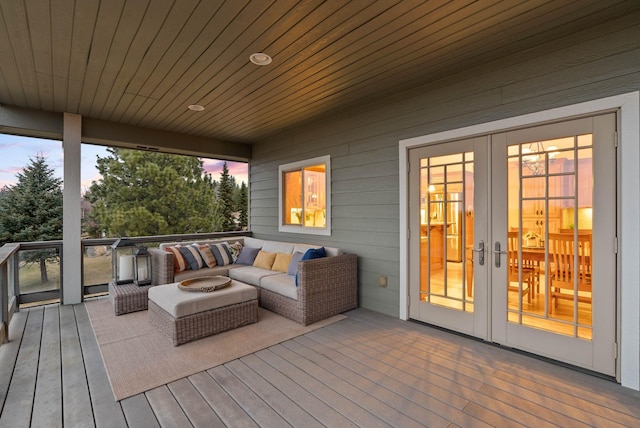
0 155 63 282
237 182 248 230
86 148 219 236
217 162 236 231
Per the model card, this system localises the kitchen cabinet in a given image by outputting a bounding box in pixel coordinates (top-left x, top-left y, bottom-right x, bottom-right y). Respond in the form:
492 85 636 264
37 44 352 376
421 224 444 270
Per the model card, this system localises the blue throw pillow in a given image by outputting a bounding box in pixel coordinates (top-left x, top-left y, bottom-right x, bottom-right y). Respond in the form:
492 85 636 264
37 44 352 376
296 247 326 286
235 246 260 265
301 247 326 260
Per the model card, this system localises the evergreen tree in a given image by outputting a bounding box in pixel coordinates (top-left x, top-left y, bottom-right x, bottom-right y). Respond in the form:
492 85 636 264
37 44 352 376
0 188 8 240
86 148 219 237
237 182 248 230
216 162 236 231
0 155 63 282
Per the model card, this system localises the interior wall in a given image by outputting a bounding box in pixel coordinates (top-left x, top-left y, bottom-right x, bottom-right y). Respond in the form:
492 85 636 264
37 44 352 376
249 12 640 317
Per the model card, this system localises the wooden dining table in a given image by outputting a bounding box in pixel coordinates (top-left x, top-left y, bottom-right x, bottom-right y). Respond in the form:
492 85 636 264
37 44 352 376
521 246 546 262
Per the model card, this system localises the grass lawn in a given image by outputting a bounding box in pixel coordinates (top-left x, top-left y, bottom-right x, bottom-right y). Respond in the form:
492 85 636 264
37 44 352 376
19 252 112 294
19 243 161 298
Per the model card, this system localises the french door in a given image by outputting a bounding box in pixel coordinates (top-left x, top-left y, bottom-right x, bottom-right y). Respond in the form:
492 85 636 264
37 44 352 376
408 136 489 338
409 113 617 375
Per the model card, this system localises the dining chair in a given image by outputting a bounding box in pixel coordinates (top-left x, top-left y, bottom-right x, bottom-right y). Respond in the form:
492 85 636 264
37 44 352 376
510 228 542 295
507 232 533 304
547 232 592 314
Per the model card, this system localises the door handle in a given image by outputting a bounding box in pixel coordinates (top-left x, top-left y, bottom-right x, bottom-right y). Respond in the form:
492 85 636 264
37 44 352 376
471 240 485 266
494 241 507 268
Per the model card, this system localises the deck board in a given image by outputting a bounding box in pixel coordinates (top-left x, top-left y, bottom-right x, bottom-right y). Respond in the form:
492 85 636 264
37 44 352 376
145 385 193 428
239 353 351 427
306 321 512 426
1 303 639 427
325 313 598 427
273 341 435 427
75 303 127 428
256 347 393 427
189 370 258 428
346 310 640 425
0 307 42 427
31 305 62 427
289 335 490 428
207 365 290 427
60 304 94 426
0 310 26 413
224 359 322 428
120 394 160 428
322 321 562 427
311 322 487 402
167 378 226 428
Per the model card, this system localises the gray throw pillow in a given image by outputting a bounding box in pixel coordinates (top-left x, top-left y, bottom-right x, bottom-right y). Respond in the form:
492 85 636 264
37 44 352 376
287 251 305 276
235 246 260 265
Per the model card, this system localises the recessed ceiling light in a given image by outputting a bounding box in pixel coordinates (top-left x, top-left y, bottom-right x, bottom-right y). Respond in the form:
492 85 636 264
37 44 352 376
249 52 272 65
188 104 205 111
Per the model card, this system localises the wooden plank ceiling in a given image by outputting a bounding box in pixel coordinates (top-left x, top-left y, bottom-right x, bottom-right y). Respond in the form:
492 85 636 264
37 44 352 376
0 0 638 144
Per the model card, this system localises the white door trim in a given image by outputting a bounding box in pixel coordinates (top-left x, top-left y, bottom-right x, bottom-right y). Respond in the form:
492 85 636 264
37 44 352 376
399 91 640 390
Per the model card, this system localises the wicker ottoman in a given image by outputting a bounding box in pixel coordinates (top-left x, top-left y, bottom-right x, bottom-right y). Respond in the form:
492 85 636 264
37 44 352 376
108 281 153 315
148 280 258 346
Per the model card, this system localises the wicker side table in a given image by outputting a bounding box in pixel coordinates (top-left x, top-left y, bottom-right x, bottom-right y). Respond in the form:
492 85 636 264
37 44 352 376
108 281 152 315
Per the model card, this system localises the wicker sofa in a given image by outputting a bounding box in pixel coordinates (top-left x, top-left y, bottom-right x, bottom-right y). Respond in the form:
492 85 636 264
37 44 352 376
149 236 357 325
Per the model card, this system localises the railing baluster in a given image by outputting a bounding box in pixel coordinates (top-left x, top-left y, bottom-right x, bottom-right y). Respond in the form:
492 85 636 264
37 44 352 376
1 262 7 343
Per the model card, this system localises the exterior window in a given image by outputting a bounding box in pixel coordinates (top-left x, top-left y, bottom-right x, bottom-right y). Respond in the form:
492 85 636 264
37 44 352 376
279 155 330 235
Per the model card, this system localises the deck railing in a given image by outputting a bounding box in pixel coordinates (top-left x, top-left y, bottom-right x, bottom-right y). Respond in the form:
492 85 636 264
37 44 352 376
0 230 251 344
0 243 19 344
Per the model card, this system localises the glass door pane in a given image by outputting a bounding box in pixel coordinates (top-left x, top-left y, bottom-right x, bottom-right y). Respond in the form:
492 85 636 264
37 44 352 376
507 135 593 339
419 152 474 312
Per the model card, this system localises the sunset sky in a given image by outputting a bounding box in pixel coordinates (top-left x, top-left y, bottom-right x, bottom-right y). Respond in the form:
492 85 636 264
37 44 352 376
0 133 248 192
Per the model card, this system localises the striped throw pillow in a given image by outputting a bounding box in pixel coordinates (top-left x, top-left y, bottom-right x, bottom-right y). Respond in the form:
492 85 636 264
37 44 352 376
178 244 204 270
197 244 217 268
165 245 187 273
210 242 234 266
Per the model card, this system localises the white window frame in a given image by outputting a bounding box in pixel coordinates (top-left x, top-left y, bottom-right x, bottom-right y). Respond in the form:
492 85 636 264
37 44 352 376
278 155 331 236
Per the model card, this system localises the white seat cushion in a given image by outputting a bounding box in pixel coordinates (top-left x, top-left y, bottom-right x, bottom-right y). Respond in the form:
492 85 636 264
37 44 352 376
228 266 281 285
260 274 297 300
243 237 264 249
262 241 294 254
148 280 257 318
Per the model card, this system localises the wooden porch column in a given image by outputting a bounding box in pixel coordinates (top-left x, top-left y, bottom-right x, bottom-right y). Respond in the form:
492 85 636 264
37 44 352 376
63 113 82 304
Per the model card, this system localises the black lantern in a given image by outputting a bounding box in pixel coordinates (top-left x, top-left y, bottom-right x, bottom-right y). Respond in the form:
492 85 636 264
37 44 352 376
133 246 152 286
111 238 137 284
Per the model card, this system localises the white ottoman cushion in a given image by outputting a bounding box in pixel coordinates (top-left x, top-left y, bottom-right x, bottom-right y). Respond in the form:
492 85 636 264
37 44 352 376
148 280 257 318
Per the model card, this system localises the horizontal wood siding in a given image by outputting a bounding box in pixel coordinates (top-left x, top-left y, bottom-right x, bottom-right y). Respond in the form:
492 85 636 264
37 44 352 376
250 12 640 317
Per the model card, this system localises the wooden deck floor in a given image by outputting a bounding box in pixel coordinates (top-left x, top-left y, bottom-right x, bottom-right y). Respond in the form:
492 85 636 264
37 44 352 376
1 303 639 427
